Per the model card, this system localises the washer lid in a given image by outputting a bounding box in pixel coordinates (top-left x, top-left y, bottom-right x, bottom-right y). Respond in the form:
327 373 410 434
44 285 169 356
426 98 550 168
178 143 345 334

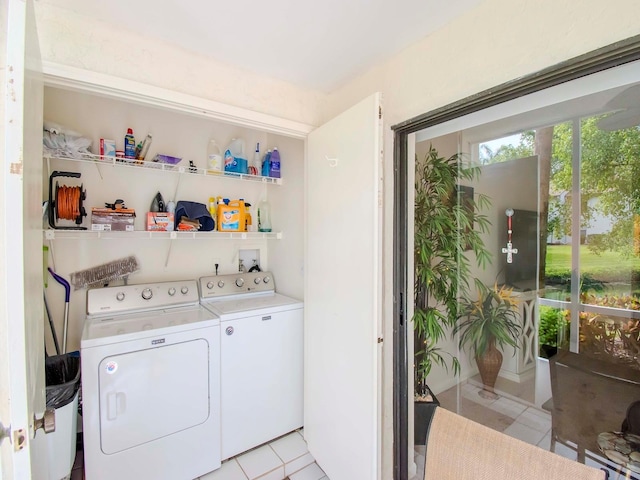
201 293 302 320
82 305 218 348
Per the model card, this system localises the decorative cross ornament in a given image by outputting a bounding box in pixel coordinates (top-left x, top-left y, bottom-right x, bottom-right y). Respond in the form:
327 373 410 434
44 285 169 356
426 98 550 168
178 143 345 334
502 208 518 264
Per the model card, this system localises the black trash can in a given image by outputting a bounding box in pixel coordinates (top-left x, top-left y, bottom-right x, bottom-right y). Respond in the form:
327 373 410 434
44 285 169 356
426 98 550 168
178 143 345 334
45 353 80 409
44 352 81 480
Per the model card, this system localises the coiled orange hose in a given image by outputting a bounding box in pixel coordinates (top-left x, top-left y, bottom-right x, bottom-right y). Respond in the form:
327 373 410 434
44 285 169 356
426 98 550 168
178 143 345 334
56 185 82 221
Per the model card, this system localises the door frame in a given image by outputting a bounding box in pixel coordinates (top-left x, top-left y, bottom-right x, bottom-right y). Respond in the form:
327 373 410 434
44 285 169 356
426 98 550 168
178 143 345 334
391 34 640 480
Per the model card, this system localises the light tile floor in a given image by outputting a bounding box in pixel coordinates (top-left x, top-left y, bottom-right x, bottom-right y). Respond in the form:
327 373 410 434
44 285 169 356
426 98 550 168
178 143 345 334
73 429 328 480
409 381 638 480
199 430 328 480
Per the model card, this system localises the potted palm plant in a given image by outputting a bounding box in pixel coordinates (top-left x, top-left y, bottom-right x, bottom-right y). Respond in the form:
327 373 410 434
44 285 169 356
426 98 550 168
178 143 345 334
413 145 492 444
453 280 521 394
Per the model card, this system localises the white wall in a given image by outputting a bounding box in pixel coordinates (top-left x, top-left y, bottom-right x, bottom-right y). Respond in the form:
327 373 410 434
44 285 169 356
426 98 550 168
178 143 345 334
324 0 640 126
33 2 327 128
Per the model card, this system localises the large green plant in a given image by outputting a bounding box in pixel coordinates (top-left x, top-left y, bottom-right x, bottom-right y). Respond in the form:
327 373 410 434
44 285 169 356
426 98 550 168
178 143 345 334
453 280 521 358
413 146 491 398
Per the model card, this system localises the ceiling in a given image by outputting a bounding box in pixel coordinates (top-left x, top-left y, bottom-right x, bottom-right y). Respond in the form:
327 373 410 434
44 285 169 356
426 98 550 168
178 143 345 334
38 0 481 93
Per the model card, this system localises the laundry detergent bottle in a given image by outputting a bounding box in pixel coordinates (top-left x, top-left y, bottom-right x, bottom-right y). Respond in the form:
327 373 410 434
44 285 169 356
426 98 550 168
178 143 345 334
269 147 280 178
224 138 248 174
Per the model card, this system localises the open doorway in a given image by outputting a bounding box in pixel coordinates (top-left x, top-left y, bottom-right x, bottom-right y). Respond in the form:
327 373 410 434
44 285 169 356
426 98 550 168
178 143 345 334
393 36 640 480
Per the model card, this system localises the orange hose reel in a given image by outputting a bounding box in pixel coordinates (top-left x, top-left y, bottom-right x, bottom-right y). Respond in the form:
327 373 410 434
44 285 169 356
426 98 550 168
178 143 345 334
48 171 87 230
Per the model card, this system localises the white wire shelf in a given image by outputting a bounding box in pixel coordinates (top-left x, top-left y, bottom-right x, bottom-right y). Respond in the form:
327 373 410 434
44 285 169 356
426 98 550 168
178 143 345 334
43 229 282 240
44 153 283 185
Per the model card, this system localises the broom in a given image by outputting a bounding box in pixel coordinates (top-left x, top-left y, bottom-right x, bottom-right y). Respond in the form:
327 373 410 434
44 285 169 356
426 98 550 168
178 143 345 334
70 255 140 290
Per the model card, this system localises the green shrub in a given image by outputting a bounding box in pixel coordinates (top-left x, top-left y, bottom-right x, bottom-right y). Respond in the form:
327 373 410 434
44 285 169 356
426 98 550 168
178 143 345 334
538 306 568 348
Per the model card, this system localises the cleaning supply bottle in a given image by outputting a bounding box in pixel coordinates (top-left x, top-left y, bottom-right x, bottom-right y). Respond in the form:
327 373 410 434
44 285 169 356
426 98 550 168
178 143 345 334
136 133 153 163
269 147 280 178
218 199 246 232
225 138 247 174
207 138 223 174
244 202 253 231
208 197 216 217
257 199 272 232
124 128 136 160
251 142 261 176
261 149 272 177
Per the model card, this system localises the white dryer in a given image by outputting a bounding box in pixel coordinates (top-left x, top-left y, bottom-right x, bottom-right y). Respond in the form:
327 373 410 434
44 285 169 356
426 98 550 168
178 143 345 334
81 279 221 480
199 272 303 460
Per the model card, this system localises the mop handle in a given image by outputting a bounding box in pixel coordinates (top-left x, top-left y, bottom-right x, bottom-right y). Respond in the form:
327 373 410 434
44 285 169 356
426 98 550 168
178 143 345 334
62 304 69 354
48 268 70 353
48 268 70 302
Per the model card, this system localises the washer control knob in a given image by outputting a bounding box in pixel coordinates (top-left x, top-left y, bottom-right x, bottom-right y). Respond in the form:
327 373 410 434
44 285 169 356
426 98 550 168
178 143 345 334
236 278 245 287
168 287 176 296
207 281 214 290
181 286 189 295
263 276 271 284
116 292 125 302
254 277 262 285
218 280 225 288
142 288 153 300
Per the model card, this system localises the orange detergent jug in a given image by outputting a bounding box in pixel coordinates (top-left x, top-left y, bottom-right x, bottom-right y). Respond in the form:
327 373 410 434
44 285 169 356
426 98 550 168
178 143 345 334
217 199 246 232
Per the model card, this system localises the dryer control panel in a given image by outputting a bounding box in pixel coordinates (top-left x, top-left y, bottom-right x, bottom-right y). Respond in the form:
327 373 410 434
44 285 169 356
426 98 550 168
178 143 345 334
87 279 199 316
199 272 275 300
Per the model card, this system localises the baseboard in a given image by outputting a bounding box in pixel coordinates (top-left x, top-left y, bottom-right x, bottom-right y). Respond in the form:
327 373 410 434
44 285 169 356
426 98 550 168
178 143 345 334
498 368 535 384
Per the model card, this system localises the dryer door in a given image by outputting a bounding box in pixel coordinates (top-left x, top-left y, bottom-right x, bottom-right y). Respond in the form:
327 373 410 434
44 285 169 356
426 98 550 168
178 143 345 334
98 339 210 454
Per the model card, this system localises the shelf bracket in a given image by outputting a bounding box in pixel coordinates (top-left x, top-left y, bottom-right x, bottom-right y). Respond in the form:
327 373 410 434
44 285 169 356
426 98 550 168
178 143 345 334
172 174 182 204
165 237 174 268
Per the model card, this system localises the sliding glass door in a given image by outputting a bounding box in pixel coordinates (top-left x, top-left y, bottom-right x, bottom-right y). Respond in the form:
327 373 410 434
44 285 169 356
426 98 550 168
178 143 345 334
409 71 640 478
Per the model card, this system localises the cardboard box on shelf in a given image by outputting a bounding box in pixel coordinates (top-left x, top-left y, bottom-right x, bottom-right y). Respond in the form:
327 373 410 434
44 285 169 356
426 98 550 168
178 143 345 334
91 208 136 232
146 212 174 231
99 139 116 158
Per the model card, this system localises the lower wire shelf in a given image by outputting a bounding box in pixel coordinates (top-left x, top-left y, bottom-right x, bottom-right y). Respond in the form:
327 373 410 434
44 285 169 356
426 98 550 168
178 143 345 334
43 229 282 240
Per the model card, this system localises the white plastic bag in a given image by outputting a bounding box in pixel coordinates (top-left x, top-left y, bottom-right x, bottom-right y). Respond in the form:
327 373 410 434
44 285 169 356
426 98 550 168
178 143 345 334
43 120 92 158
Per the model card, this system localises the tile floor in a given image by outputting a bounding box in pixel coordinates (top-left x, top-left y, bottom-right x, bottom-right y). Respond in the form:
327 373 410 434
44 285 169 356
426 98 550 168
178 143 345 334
199 430 328 480
72 430 328 480
409 381 638 480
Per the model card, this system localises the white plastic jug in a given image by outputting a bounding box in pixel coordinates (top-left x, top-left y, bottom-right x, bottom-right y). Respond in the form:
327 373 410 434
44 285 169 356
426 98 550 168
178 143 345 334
207 139 222 174
227 138 245 158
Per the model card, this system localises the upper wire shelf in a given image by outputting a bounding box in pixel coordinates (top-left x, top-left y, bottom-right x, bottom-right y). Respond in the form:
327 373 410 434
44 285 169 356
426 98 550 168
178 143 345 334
43 153 283 185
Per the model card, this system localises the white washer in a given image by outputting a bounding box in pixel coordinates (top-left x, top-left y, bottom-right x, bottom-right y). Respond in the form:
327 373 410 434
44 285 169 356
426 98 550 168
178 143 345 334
81 279 221 480
199 272 303 460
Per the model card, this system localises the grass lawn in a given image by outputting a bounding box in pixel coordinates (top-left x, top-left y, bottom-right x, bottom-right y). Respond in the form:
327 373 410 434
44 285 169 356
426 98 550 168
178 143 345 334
546 244 640 275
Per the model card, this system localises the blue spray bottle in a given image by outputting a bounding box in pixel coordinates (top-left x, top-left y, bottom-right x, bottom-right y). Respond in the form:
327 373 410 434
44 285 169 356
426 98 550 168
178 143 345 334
261 149 272 177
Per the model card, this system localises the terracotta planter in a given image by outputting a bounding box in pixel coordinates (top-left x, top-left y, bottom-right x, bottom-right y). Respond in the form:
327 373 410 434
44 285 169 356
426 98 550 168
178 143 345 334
475 340 503 392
